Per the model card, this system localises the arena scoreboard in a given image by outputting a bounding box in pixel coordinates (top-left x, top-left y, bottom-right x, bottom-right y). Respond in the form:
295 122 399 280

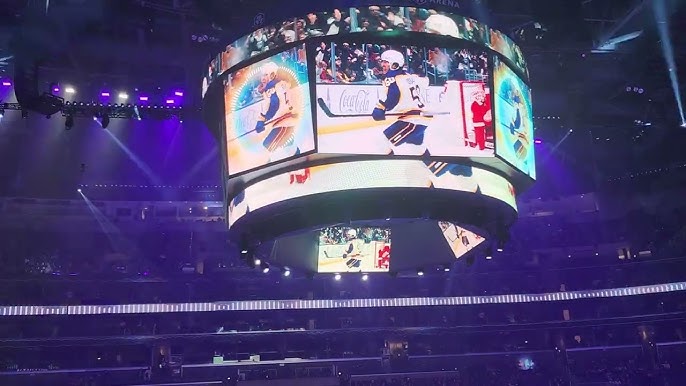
202 3 535 274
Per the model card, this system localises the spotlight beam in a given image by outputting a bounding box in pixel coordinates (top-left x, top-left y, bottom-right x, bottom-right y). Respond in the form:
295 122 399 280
653 0 685 125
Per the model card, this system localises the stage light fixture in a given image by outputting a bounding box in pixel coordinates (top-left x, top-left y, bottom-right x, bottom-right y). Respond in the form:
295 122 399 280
417 269 424 276
50 82 60 93
362 273 368 281
174 91 184 97
100 92 110 97
254 258 261 266
65 86 75 94
283 270 291 277
485 246 493 260
262 264 270 273
0 109 4 118
443 266 450 272
1 80 11 86
77 188 82 193
334 273 341 281
118 92 128 100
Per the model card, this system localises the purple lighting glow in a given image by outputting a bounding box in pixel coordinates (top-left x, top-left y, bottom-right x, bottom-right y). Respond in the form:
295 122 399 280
1 81 11 87
53 87 60 93
534 139 543 144
174 91 184 97
101 92 111 97
139 96 149 102
165 99 175 104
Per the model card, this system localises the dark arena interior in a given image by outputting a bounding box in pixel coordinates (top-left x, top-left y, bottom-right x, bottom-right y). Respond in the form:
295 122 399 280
1 0 686 385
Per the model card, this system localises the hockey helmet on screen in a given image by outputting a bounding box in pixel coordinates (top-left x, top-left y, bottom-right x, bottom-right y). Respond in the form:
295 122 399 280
380 50 405 70
261 62 279 76
346 229 358 239
425 14 460 38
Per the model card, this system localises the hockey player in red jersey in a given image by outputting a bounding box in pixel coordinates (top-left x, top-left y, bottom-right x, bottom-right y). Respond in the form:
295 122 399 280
372 49 432 156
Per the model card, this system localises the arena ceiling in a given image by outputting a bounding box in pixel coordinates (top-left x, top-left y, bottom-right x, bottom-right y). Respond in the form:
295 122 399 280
0 0 684 198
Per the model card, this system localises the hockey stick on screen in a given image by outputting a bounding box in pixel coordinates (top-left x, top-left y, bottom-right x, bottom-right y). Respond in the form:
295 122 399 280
317 98 449 118
227 112 297 142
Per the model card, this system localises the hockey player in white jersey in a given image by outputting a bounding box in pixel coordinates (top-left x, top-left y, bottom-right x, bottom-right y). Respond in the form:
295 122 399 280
254 62 300 162
372 49 432 156
341 228 364 271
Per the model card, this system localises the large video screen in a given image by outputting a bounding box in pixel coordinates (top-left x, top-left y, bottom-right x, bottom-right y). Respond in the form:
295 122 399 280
315 42 493 157
224 44 315 176
228 159 516 227
493 56 535 179
205 7 528 99
489 29 528 79
438 221 485 259
202 54 222 98
318 227 391 273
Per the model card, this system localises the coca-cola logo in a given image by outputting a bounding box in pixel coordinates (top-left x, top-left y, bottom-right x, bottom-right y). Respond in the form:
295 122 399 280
339 89 371 114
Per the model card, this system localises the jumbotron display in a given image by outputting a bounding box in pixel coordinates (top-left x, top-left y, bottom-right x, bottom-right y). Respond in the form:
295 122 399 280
318 226 391 273
493 56 535 179
315 41 493 157
205 6 529 96
224 44 315 176
203 3 534 274
438 221 485 259
228 159 516 227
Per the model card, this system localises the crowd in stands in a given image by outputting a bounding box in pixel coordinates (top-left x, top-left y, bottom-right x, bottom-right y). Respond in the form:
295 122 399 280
315 42 489 85
6 346 686 386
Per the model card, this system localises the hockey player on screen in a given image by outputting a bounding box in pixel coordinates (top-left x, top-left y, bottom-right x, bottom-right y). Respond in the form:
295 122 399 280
324 229 363 271
254 62 300 162
500 81 531 162
341 229 364 271
372 50 432 156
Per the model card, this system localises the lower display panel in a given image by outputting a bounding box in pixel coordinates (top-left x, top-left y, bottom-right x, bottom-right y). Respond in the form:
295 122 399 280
318 226 391 273
228 159 517 228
